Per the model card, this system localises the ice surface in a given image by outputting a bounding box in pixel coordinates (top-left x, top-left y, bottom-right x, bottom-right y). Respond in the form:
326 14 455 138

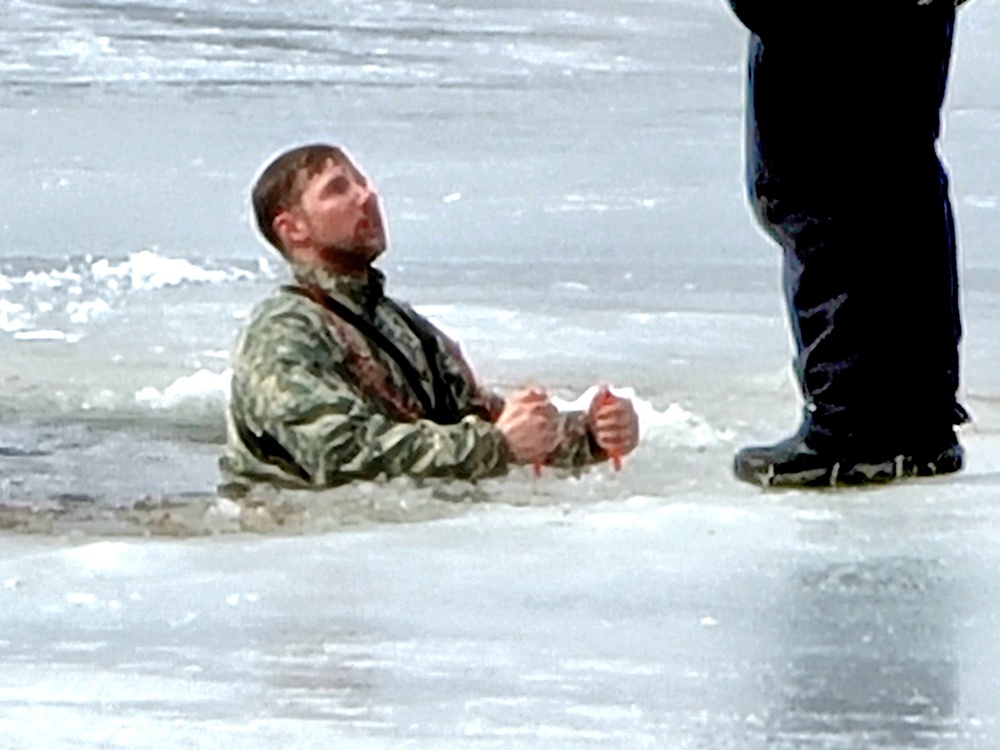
3 469 1000 747
0 0 999 745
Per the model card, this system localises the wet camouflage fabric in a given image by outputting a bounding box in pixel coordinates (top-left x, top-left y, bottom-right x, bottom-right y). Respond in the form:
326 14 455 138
221 263 602 491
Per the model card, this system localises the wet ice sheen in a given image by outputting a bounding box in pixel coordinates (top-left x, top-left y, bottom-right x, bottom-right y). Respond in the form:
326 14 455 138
2 482 1000 747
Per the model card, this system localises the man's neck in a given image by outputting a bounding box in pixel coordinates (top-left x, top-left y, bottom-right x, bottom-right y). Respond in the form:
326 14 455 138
318 255 370 279
289 258 385 304
293 246 368 278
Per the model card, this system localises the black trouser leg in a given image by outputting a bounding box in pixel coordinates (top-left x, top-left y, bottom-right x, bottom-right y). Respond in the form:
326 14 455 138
744 8 964 450
767 157 962 449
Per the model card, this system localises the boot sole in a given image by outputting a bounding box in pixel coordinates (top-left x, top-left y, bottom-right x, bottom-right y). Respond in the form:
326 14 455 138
735 445 964 489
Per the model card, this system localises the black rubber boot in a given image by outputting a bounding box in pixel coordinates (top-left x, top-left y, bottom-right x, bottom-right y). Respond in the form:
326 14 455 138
734 422 963 489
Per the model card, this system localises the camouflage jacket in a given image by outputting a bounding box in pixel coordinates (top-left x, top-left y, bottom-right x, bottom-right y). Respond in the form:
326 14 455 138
221 263 603 491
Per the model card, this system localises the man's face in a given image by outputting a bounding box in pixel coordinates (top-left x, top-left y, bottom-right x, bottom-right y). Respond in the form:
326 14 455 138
287 157 386 268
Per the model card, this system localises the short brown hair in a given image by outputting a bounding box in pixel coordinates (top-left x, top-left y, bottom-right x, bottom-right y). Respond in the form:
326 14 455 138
251 143 347 251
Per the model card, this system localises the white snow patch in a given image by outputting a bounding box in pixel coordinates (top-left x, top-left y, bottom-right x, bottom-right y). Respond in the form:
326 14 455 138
0 299 27 332
964 195 997 209
91 250 251 290
65 541 132 572
135 368 231 409
13 329 80 343
66 299 111 324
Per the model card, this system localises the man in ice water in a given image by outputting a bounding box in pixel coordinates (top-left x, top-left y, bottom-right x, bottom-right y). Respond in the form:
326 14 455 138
221 143 639 492
725 0 972 487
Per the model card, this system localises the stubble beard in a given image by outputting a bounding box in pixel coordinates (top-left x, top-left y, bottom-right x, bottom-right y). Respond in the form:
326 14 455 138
312 198 387 274
316 232 386 275
349 201 388 265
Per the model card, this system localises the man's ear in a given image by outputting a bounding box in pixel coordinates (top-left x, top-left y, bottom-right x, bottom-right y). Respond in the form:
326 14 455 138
273 209 308 250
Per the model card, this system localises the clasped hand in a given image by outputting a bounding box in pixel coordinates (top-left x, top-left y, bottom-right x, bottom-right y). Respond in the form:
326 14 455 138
495 388 560 465
587 388 640 461
496 387 640 467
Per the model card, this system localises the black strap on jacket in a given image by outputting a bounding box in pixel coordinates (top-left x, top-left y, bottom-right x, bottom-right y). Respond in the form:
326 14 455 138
232 410 312 483
383 297 460 423
285 284 458 424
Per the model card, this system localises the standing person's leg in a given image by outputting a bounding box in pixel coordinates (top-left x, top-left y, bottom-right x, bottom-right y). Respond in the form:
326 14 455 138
734 5 966 487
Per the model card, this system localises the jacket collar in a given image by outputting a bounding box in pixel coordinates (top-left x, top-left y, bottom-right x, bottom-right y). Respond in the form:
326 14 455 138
290 262 386 316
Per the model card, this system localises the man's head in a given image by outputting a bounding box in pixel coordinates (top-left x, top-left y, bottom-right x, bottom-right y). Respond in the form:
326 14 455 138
251 144 386 274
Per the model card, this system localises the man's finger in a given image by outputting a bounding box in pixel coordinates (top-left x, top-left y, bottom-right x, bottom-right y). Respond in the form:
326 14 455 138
595 414 630 431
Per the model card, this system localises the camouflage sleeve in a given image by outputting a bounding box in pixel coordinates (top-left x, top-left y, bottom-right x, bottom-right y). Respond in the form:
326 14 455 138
232 302 510 486
547 410 607 469
404 308 605 470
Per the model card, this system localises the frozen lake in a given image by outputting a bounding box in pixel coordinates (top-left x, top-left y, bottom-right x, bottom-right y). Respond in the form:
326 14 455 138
1 0 1000 745
6 462 1000 747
